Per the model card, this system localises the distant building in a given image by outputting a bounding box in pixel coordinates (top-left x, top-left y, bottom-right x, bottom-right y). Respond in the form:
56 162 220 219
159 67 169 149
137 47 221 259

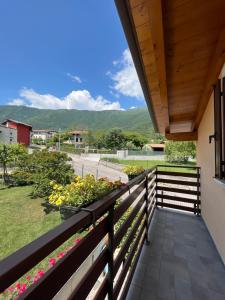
0 125 17 144
1 119 32 146
68 130 87 148
31 129 57 141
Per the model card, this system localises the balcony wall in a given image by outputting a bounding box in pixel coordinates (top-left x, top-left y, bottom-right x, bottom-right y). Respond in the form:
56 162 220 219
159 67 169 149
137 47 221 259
197 71 225 263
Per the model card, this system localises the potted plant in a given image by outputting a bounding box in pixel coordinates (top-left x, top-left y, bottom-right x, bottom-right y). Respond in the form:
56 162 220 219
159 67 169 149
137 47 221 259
47 175 123 221
122 165 145 180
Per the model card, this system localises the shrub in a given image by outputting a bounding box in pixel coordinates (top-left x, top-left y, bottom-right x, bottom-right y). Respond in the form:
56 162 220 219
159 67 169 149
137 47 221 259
165 141 196 163
122 165 145 175
13 150 74 197
48 175 123 207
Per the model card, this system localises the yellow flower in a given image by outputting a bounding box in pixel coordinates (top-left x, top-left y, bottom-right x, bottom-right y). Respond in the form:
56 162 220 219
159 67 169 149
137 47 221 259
56 199 62 206
53 184 58 190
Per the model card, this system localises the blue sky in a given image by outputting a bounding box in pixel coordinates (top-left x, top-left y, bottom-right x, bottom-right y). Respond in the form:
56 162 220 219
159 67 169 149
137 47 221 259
0 0 145 111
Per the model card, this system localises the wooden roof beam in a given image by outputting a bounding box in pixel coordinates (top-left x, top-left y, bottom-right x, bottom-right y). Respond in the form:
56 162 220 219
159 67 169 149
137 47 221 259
147 0 169 132
192 28 225 130
166 131 198 141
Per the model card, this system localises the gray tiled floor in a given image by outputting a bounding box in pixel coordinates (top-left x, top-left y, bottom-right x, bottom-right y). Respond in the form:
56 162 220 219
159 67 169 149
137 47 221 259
126 209 225 300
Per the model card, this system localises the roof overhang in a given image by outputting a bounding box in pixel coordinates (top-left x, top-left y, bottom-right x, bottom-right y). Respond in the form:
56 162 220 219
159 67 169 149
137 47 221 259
115 0 225 140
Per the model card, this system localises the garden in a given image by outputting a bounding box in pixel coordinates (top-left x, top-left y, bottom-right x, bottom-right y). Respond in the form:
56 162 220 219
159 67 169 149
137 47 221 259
0 144 129 299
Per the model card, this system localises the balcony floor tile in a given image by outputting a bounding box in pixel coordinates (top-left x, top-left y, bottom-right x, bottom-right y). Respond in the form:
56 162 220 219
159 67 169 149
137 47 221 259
126 209 225 300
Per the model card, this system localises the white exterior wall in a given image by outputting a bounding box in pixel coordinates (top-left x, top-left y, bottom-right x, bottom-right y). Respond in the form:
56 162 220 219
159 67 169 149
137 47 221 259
0 126 17 144
197 69 225 263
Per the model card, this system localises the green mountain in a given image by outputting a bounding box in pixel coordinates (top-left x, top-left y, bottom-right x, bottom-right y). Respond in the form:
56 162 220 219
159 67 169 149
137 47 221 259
0 105 153 136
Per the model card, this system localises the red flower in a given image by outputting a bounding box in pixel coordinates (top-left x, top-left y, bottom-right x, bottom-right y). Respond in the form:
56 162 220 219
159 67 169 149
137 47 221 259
26 276 31 281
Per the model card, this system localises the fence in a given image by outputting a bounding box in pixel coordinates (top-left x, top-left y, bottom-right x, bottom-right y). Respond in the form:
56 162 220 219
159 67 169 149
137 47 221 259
0 165 201 300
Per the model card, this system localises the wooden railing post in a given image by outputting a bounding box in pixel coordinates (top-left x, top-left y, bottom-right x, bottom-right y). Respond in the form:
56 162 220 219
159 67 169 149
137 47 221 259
145 174 150 245
107 204 115 300
161 190 164 208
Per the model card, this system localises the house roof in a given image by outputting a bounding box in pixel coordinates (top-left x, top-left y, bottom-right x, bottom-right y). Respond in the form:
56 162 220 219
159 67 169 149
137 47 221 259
0 124 17 130
115 0 225 140
69 130 87 135
1 119 32 128
32 129 56 133
149 143 165 149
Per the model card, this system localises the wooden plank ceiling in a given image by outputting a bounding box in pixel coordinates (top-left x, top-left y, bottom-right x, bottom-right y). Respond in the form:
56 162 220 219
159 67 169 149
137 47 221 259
125 0 225 140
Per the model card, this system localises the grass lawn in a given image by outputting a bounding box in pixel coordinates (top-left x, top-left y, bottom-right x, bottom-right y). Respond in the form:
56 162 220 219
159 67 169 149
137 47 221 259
0 185 61 260
118 160 197 173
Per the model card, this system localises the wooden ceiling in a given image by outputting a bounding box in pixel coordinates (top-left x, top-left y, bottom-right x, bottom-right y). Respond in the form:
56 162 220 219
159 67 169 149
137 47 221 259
116 0 225 140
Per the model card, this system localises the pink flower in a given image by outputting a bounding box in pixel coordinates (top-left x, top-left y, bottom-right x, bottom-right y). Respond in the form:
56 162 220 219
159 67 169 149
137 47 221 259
33 276 39 283
16 283 21 290
19 284 27 294
9 287 14 292
26 276 31 281
74 237 81 244
37 270 45 278
57 252 65 258
49 258 56 266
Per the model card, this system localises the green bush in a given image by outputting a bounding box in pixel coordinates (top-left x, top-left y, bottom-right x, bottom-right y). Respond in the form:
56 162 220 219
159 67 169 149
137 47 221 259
165 141 196 163
60 144 85 154
13 150 74 197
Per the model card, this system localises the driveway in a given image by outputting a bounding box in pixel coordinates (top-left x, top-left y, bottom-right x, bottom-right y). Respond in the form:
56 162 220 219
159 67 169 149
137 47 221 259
67 154 128 182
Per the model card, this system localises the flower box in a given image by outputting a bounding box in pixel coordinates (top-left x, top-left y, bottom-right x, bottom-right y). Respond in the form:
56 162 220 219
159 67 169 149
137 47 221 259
46 175 124 221
123 166 145 181
128 174 142 181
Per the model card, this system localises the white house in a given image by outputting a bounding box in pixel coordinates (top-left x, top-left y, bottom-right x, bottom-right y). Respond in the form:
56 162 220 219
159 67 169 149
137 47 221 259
31 130 57 141
0 125 17 144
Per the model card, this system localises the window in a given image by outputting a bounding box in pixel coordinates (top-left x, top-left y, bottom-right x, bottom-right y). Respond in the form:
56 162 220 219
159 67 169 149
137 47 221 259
214 78 225 180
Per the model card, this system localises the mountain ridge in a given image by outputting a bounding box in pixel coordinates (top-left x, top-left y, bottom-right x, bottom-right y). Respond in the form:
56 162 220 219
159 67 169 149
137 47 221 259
0 105 153 136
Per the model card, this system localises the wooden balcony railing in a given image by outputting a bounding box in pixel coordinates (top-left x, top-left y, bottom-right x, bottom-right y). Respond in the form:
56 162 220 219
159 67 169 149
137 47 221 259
0 165 200 300
156 165 201 215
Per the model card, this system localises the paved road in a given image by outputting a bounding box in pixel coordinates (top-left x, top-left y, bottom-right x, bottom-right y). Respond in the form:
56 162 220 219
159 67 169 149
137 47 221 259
67 154 128 183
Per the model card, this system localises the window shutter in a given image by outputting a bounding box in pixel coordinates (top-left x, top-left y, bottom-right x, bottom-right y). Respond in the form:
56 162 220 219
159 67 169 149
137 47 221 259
222 78 225 179
214 79 222 179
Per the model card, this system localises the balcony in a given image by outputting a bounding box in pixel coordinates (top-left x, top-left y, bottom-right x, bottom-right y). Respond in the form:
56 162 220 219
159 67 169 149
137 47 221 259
0 165 224 299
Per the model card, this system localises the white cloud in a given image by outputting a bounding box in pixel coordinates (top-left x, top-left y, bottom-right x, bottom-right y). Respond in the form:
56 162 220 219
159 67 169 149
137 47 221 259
8 88 122 111
8 98 26 106
67 73 82 83
109 49 144 99
129 106 137 110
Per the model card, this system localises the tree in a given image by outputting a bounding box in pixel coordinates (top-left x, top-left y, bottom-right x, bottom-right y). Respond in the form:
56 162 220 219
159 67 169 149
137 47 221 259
165 141 196 163
83 131 95 147
0 144 27 184
104 129 126 150
124 132 148 149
